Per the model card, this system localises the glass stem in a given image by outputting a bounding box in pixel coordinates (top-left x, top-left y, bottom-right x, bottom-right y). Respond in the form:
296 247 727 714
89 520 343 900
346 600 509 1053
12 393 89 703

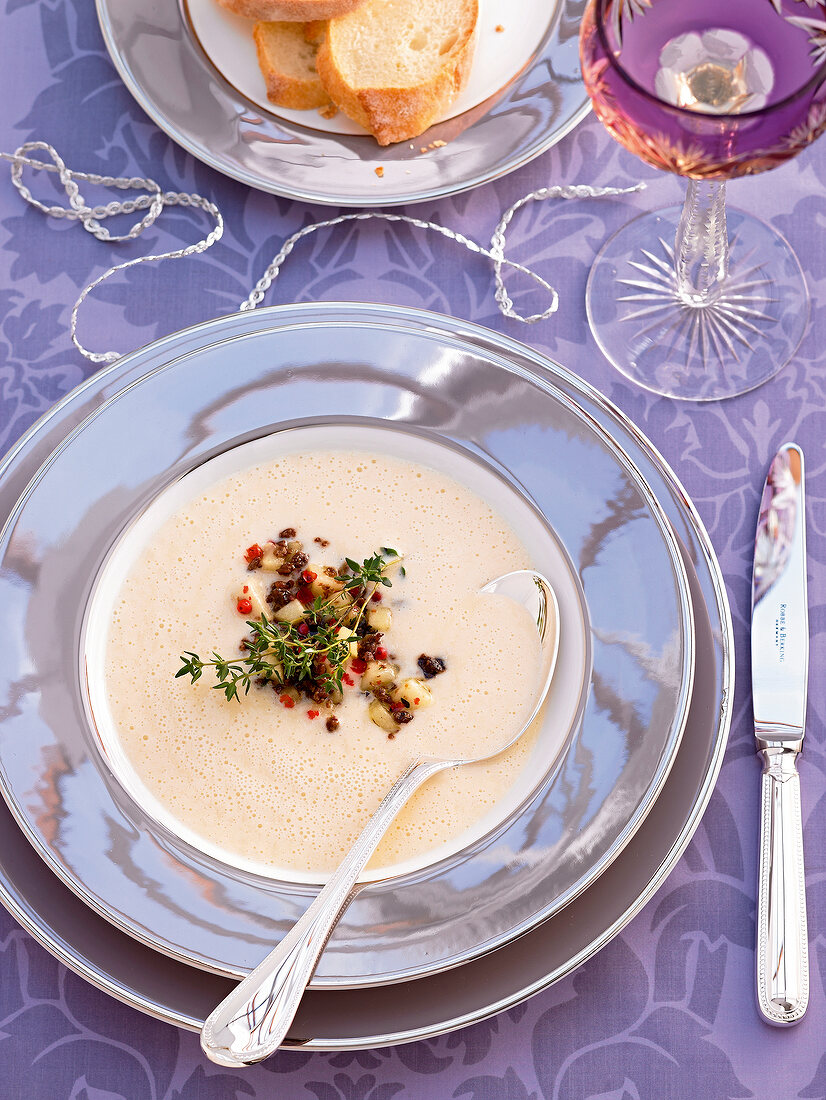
674 179 729 304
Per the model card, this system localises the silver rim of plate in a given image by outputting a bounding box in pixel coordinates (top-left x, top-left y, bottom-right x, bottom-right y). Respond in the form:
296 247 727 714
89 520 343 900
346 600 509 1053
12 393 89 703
0 304 732 1048
0 305 695 989
94 0 590 205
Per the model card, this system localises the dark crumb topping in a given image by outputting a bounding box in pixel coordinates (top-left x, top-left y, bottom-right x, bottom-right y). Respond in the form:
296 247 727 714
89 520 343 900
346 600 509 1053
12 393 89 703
326 715 340 732
266 580 294 609
418 654 447 679
357 632 384 661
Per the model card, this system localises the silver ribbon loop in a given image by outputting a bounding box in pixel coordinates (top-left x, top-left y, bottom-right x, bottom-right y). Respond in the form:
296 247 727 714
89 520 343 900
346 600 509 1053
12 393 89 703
2 141 644 363
1 142 224 364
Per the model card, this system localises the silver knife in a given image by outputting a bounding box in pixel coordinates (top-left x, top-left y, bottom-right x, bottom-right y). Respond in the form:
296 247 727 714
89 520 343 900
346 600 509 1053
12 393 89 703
751 442 809 1026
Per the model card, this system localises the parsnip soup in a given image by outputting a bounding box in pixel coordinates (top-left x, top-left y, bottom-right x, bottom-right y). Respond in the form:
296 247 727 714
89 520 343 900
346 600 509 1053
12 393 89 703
89 428 556 881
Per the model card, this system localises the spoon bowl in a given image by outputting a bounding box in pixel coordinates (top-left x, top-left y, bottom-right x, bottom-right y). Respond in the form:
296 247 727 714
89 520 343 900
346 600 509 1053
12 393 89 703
201 569 560 1067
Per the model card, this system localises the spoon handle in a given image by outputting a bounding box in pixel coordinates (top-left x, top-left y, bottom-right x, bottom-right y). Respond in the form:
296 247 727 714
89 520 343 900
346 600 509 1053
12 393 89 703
200 756 448 1066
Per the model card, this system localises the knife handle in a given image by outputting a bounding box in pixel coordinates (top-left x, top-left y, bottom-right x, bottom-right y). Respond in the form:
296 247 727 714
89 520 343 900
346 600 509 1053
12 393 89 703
756 740 809 1026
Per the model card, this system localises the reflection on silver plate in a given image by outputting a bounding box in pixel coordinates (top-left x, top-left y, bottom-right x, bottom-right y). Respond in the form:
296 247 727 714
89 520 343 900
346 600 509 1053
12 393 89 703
94 0 589 205
0 305 694 988
0 307 732 1048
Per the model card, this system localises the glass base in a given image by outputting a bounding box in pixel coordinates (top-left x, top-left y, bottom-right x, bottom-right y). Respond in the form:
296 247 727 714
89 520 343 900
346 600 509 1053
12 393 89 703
586 206 809 401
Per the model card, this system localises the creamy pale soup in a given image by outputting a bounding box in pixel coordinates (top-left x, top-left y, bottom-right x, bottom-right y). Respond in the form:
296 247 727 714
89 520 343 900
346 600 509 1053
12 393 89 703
101 447 542 877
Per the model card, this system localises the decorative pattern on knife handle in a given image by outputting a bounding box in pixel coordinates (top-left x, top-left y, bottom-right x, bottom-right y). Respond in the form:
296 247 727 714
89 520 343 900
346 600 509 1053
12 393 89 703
756 741 809 1026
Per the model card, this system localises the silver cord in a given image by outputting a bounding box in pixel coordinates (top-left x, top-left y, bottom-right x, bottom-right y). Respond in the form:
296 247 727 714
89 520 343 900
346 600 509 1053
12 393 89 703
2 141 644 363
1 142 224 364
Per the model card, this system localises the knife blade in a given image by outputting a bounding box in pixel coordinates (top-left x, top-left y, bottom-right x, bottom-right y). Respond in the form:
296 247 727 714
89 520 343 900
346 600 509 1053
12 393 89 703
751 442 809 1026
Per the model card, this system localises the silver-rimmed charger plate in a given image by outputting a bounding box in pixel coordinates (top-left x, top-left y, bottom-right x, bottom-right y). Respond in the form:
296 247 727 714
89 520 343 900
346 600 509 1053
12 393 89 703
0 304 694 988
94 0 589 205
0 310 731 1048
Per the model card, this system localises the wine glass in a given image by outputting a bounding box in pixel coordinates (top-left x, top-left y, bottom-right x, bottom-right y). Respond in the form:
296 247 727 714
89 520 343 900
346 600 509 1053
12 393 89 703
580 0 826 400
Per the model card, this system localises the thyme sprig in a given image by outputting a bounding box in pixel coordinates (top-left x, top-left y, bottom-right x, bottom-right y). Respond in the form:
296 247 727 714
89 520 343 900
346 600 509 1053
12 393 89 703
175 548 401 703
343 549 395 591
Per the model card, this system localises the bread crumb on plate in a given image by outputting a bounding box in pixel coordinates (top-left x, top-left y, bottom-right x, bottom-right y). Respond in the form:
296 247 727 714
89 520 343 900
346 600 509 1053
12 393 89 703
375 166 384 177
418 139 448 153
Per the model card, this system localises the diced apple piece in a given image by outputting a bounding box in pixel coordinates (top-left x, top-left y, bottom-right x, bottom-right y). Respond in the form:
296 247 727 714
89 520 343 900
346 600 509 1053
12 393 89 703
274 599 305 623
327 683 344 705
360 661 394 691
391 679 433 709
234 581 270 622
259 544 286 572
337 626 359 659
368 700 400 733
366 606 392 632
264 659 284 683
308 565 345 599
361 661 396 691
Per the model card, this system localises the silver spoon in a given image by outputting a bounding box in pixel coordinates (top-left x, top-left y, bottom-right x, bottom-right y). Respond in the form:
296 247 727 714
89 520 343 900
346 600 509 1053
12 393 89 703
201 569 560 1067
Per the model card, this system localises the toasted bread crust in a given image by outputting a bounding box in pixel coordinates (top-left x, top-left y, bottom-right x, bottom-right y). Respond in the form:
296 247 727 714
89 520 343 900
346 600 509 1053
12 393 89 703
302 19 327 43
218 0 363 21
253 22 331 109
316 10 477 145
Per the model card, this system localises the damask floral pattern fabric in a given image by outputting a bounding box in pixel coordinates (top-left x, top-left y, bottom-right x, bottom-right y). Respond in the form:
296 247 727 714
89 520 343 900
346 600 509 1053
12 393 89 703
1 0 826 1097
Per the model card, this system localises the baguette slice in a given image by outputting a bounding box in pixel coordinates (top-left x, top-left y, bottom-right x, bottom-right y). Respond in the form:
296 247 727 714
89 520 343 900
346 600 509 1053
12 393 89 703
316 0 478 146
253 21 331 109
218 0 364 22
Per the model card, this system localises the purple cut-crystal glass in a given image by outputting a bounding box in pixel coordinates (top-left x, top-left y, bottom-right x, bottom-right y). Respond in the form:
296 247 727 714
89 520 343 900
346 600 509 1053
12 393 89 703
581 0 826 400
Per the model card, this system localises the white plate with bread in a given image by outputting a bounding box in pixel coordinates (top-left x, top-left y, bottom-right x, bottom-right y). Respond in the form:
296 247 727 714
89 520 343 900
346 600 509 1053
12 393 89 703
96 0 590 204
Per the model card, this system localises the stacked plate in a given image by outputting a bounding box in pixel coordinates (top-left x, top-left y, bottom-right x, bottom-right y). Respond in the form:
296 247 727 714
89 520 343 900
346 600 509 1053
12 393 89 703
0 304 732 1049
95 0 590 205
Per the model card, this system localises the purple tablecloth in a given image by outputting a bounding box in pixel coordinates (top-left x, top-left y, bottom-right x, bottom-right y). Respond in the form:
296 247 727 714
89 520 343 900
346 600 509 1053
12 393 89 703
2 0 826 1096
